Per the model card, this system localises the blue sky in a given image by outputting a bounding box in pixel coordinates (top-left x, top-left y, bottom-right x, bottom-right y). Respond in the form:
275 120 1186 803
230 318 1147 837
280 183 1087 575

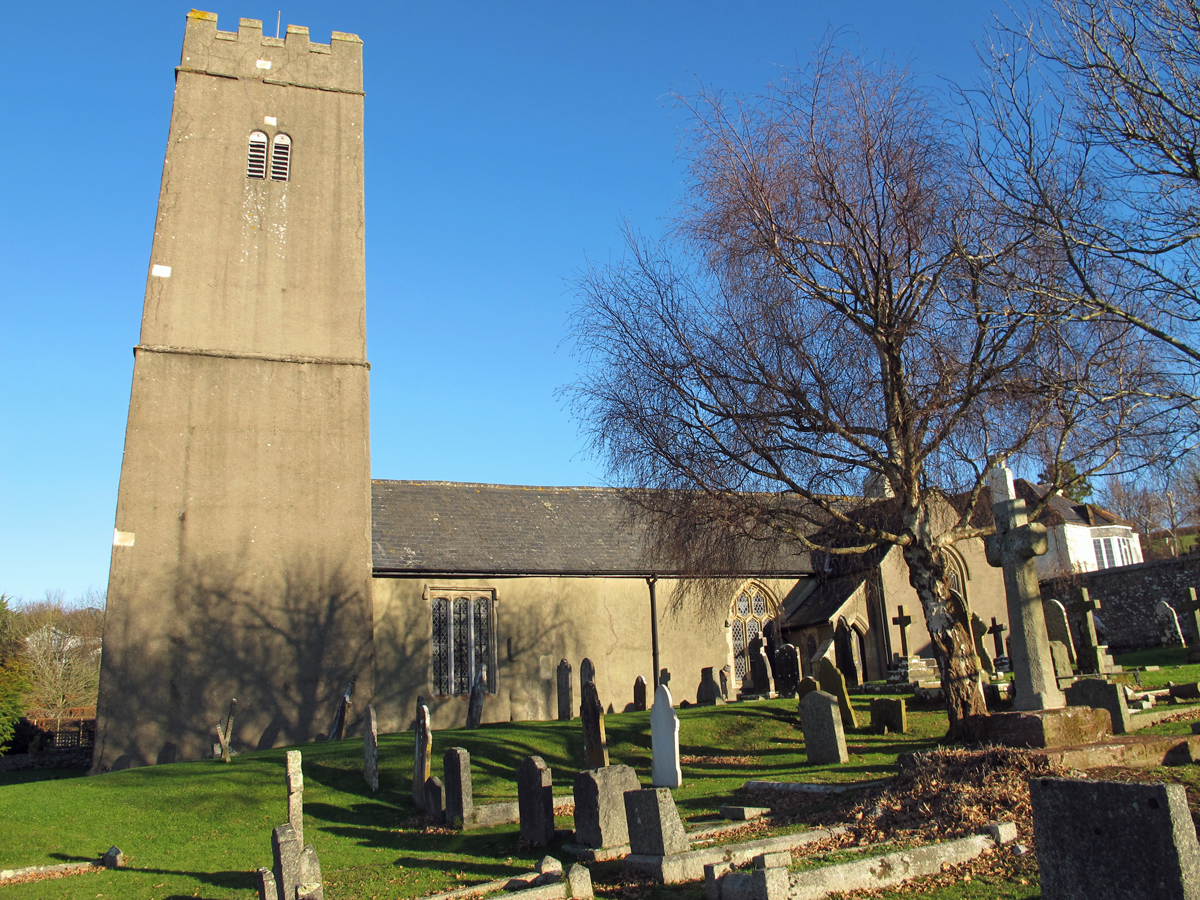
0 2 1006 603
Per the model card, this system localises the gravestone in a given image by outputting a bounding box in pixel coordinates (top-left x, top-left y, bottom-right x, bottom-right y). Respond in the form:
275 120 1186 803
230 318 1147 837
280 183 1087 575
298 845 323 900
1043 598 1077 664
581 681 609 768
466 665 488 729
573 764 640 849
216 697 238 762
817 657 858 730
971 614 995 676
796 675 818 710
719 666 731 700
984 466 1064 710
1158 601 1186 648
1049 641 1074 680
363 704 379 792
747 638 775 695
1029 777 1200 900
271 823 304 900
650 684 682 788
424 776 446 824
557 659 573 721
326 678 355 741
633 676 647 712
624 787 689 856
518 756 555 846
580 657 596 687
774 644 801 697
987 617 1008 668
567 863 594 900
444 747 473 828
1181 589 1200 663
1077 589 1119 675
870 697 907 734
800 690 848 765
413 703 432 810
892 604 913 658
1065 678 1131 735
696 667 722 705
286 750 304 846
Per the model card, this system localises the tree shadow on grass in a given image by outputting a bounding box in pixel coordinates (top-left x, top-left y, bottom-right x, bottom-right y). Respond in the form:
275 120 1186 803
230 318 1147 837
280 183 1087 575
0 767 89 787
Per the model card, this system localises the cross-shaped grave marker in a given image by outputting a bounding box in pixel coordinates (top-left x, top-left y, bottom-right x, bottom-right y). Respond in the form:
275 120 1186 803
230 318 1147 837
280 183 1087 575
892 605 913 658
1181 588 1200 648
987 618 1007 661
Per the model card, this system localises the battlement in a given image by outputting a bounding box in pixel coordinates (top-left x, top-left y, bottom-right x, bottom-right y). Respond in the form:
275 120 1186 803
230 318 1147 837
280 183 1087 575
181 10 362 93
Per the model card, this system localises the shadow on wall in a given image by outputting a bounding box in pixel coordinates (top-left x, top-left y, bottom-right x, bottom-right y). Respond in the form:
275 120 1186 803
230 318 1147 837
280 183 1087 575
94 551 373 771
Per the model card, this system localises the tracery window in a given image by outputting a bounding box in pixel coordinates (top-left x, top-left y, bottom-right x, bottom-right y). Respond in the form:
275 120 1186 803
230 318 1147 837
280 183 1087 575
729 583 778 685
247 131 268 179
430 588 497 696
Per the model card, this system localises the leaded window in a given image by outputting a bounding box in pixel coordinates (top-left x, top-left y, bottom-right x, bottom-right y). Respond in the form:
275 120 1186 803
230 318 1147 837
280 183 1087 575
729 584 777 686
430 589 497 697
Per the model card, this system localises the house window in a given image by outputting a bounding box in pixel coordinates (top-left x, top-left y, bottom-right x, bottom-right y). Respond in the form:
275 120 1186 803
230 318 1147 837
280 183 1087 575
729 584 778 686
1119 538 1133 566
1093 537 1119 569
247 131 268 179
270 134 291 181
430 590 496 696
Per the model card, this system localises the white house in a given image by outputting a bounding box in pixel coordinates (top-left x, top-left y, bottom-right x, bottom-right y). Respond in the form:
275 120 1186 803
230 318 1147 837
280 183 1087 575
1014 480 1144 577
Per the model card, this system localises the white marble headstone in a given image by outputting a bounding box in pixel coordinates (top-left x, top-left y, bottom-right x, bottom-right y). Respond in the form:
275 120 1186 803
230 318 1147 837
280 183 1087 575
650 684 681 788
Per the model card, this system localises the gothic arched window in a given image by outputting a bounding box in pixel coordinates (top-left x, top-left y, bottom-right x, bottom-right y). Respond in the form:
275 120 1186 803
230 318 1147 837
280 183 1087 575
247 131 268 179
729 583 779 686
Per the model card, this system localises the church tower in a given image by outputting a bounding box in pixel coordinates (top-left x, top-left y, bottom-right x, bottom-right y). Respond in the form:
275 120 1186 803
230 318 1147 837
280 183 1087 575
94 11 373 769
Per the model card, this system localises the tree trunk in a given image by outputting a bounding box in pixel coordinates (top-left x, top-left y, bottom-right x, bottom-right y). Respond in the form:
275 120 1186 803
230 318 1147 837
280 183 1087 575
901 542 989 738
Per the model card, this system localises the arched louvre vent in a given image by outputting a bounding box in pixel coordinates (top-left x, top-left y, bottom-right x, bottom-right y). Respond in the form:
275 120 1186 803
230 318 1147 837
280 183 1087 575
270 134 291 181
246 131 268 179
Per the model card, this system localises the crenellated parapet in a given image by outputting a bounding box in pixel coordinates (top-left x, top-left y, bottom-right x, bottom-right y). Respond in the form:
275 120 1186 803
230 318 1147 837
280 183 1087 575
180 10 362 94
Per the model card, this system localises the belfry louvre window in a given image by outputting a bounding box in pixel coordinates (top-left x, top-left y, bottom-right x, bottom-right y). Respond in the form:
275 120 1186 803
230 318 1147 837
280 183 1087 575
430 589 497 696
247 131 268 179
270 134 292 181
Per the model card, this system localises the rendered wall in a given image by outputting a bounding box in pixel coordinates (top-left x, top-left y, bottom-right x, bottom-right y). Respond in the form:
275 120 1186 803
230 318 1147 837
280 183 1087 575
94 12 372 769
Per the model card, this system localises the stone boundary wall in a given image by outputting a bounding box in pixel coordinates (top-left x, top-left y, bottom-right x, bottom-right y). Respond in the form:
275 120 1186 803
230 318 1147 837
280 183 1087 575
0 748 93 773
1040 555 1200 651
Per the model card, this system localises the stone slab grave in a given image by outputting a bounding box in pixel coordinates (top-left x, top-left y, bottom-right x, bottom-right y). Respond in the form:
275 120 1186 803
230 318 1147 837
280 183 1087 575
1158 600 1186 648
800 690 848 765
363 704 379 792
557 659 573 721
816 659 857 731
1037 733 1200 770
580 680 609 769
651 683 682 788
0 846 124 885
413 703 432 810
1030 777 1200 900
569 764 641 860
697 667 724 705
1064 677 1131 735
962 705 1111 749
519 755 556 847
869 697 906 734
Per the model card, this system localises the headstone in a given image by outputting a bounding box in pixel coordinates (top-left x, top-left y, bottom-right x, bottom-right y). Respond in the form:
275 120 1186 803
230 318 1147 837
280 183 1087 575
567 864 593 900
719 666 731 700
1181 588 1200 653
623 787 689 856
1158 601 1186 648
102 847 124 869
696 667 722 705
580 681 609 768
800 690 848 765
796 675 818 711
650 684 682 788
326 678 356 741
1065 678 1131 735
444 747 473 827
557 659 573 721
518 755 555 847
299 845 323 900
285 750 304 846
633 676 647 712
892 605 913 658
774 644 801 697
1029 777 1200 900
573 764 640 849
1043 598 1077 664
971 614 995 676
413 703 432 810
817 657 858 730
580 657 596 687
424 776 446 823
747 638 774 695
983 466 1064 711
363 704 379 792
1077 589 1119 674
987 617 1008 664
217 698 238 762
869 697 907 734
272 823 303 900
466 665 488 729
257 867 277 900
1049 641 1074 680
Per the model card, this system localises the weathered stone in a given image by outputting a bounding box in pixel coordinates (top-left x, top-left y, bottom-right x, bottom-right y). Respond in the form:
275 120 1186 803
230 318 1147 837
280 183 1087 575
363 704 379 792
444 747 473 828
1049 641 1074 680
257 867 277 900
1065 677 1131 735
413 703 432 810
774 644 801 697
580 681 609 769
102 846 123 869
747 638 775 695
971 614 995 676
286 749 304 846
272 823 303 900
424 776 446 823
869 697 907 734
751 852 790 900
817 658 858 731
557 659 573 721
574 764 640 849
624 787 689 856
519 755 555 847
1030 777 1200 900
800 690 848 765
644 684 680 789
1158 600 1186 648
960 706 1111 749
985 821 1018 844
719 666 731 700
1169 682 1200 700
796 676 818 710
299 843 323 899
466 665 487 730
696 667 722 705
633 676 647 712
719 806 770 821
567 863 593 900
1043 598 1077 664
537 856 563 883
580 658 596 687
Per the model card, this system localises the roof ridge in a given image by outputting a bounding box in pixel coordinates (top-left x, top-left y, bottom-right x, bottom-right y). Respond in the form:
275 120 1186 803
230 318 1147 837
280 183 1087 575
371 479 617 492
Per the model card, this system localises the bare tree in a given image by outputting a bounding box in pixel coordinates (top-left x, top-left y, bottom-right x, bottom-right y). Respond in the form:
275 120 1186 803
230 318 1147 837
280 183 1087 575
571 49 1181 735
16 589 104 716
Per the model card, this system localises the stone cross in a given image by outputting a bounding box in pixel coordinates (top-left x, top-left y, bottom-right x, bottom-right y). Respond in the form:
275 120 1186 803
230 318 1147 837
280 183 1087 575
363 704 379 792
987 617 1008 661
413 703 432 810
633 675 647 712
650 683 681 788
580 680 609 768
556 659 573 721
466 664 487 729
892 605 913 658
1079 588 1102 648
984 466 1064 711
285 750 304 847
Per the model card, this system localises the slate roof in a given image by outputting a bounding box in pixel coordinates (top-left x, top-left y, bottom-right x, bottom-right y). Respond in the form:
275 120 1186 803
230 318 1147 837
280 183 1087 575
781 573 868 629
371 480 814 577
